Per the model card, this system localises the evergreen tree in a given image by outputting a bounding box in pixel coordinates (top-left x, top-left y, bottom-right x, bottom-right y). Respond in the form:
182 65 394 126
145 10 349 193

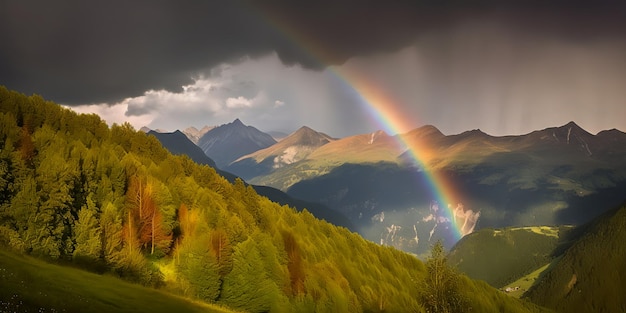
220 237 283 313
177 238 222 302
73 197 102 265
421 241 468 313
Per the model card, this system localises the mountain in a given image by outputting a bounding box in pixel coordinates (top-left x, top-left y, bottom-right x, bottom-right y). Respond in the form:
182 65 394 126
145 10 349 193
0 86 547 313
524 203 626 312
227 126 335 179
182 125 214 144
148 130 217 167
149 129 354 230
246 122 626 255
197 118 276 168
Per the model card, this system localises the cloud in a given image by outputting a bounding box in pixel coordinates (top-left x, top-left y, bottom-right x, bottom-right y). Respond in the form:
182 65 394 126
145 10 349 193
3 1 625 106
274 100 285 108
226 96 253 109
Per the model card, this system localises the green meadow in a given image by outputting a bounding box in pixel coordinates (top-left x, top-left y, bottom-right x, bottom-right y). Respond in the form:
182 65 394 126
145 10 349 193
0 248 235 313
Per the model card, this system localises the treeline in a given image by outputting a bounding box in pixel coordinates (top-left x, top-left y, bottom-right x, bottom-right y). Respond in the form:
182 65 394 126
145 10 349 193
0 86 544 312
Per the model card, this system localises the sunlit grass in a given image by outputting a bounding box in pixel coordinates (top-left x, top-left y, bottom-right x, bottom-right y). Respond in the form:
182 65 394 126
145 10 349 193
503 256 563 299
0 248 236 313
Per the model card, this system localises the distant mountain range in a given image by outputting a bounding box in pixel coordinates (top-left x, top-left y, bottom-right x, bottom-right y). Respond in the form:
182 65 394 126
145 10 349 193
182 126 214 144
158 119 626 255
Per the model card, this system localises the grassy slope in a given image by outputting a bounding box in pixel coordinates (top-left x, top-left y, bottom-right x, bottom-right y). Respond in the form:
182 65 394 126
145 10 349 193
0 248 236 313
502 257 564 299
448 226 572 288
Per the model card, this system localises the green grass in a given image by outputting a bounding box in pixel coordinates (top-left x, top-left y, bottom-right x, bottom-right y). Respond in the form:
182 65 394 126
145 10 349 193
501 258 562 299
0 248 237 313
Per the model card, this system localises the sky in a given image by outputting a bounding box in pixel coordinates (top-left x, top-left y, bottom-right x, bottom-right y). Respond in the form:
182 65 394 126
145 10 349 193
2 1 625 138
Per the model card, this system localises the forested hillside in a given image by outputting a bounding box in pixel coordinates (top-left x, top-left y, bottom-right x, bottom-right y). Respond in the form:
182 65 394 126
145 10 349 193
0 86 545 312
524 203 626 312
448 226 572 288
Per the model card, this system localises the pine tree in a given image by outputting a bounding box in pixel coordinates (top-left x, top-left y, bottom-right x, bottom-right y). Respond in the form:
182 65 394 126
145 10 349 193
73 197 102 265
421 241 468 313
219 237 282 313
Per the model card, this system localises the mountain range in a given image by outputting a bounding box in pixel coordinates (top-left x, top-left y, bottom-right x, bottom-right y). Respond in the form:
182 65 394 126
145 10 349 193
169 119 626 256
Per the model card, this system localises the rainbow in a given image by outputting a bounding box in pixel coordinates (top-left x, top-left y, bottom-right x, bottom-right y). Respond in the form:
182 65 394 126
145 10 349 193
332 67 464 242
254 8 466 242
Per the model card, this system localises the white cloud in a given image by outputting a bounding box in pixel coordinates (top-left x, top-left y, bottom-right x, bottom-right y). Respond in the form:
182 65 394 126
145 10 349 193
68 102 154 129
274 100 285 108
226 96 252 109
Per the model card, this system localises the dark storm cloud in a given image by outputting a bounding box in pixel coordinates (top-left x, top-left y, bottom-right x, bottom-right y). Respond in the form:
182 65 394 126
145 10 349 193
1 0 625 105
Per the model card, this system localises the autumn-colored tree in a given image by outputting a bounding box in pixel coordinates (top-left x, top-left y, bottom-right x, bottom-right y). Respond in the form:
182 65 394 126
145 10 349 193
210 228 232 277
282 230 305 295
18 125 35 165
126 176 172 255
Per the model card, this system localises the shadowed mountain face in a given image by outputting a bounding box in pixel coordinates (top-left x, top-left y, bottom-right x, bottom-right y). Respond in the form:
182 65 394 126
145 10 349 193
148 130 217 167
197 119 276 168
229 122 626 255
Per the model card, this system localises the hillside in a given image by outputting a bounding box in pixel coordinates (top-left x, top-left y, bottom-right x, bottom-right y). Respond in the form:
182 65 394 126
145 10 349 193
0 86 547 312
0 248 233 313
448 226 573 288
524 203 626 312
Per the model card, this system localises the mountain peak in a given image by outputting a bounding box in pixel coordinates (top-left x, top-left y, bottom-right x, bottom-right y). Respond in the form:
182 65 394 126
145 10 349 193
296 125 314 133
231 118 245 127
553 121 592 137
286 126 333 146
560 121 585 131
198 119 277 168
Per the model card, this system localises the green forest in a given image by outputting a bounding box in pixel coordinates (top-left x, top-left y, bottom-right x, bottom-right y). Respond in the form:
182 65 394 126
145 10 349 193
0 86 545 312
